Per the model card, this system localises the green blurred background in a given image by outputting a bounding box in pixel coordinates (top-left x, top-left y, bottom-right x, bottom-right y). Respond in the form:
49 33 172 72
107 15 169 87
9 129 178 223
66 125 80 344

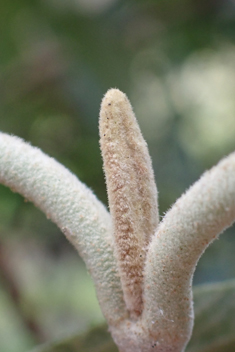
1 0 235 351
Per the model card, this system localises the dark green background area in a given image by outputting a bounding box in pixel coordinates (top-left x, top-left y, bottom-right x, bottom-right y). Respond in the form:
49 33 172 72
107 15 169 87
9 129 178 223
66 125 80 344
1 0 235 351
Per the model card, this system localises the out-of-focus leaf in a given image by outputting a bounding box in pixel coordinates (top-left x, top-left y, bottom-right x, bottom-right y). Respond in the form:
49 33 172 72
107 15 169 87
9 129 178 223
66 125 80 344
29 324 118 352
187 280 235 352
30 280 235 352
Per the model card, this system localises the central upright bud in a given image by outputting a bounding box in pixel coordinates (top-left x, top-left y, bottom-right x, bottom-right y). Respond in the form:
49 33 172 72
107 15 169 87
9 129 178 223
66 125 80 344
99 89 159 319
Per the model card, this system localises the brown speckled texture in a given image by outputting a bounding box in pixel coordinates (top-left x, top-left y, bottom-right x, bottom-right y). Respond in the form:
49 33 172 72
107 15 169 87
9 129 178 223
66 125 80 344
99 89 159 318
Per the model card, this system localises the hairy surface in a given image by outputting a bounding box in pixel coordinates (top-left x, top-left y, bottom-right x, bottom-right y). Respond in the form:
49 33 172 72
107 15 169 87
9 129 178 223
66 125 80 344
1 89 235 352
143 152 235 350
99 89 158 318
0 132 127 325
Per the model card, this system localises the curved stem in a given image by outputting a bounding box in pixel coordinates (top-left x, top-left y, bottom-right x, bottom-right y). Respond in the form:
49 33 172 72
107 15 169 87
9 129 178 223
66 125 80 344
143 152 235 351
0 132 127 325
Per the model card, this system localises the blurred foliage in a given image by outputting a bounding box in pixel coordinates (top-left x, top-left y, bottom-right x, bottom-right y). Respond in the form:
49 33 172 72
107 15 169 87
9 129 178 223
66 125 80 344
1 0 235 351
31 324 118 352
27 280 235 352
187 280 235 352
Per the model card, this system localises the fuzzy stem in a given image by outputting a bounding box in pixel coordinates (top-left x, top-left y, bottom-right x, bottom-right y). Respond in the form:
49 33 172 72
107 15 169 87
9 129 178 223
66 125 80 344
143 152 235 351
0 132 127 325
99 89 159 318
